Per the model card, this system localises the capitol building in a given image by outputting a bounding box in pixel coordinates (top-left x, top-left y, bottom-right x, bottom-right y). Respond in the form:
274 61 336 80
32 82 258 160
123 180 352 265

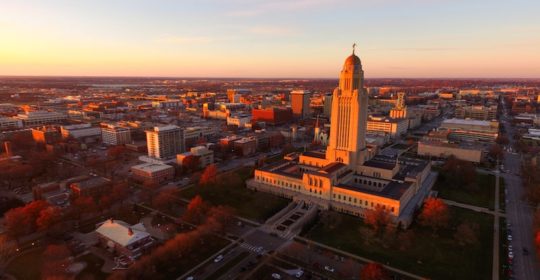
247 49 437 227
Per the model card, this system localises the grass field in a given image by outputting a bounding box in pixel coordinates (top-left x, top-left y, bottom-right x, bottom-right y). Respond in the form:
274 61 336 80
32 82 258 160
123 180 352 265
6 248 45 280
303 207 494 280
434 172 496 209
180 167 290 222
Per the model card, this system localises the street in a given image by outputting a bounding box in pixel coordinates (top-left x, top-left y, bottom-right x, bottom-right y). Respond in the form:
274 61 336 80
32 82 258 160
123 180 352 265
500 99 539 280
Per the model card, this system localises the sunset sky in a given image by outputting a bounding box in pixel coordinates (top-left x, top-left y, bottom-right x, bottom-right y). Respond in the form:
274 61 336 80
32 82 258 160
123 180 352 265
0 0 539 78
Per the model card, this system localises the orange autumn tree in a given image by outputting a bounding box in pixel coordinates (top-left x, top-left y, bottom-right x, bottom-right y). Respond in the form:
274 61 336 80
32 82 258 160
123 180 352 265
199 164 218 186
360 262 389 280
364 205 392 237
183 195 210 224
419 197 450 235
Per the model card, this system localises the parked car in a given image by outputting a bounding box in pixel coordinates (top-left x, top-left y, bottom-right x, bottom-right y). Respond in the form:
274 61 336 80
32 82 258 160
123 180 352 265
271 273 281 279
214 255 224 263
324 266 335 273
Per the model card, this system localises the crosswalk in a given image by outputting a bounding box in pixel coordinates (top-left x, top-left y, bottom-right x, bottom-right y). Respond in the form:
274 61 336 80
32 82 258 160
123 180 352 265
240 242 266 254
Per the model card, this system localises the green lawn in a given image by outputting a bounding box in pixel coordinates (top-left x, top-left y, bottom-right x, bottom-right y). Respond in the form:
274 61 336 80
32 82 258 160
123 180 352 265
434 172 496 209
303 207 494 280
500 217 510 280
6 247 45 280
180 167 290 222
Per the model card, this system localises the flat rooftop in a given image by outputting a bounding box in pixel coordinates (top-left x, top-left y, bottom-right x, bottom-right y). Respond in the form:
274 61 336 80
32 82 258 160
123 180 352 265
132 163 173 173
336 179 413 200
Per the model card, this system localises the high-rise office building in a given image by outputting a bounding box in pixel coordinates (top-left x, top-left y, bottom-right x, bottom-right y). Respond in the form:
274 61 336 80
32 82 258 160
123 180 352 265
102 124 132 146
145 125 185 159
290 90 311 119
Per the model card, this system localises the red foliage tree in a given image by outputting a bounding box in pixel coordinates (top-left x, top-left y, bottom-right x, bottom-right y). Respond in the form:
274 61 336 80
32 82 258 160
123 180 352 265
107 145 126 160
364 205 392 236
419 198 450 234
199 164 218 186
72 196 97 219
183 195 210 224
182 155 201 172
36 206 63 231
535 231 540 258
152 188 179 213
3 208 31 241
204 205 235 233
360 262 389 280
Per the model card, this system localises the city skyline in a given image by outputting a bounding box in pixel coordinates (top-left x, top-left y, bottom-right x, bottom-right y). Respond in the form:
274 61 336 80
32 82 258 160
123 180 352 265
1 0 540 78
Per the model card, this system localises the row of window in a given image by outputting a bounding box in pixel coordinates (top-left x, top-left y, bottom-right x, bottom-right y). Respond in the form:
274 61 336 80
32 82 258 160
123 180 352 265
332 193 395 213
353 177 385 187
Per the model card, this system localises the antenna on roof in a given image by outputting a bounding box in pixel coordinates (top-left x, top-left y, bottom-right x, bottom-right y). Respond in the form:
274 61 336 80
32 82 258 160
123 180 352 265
352 43 357 55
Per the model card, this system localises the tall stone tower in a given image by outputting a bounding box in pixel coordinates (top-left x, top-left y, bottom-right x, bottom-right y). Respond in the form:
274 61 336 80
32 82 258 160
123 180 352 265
326 46 369 168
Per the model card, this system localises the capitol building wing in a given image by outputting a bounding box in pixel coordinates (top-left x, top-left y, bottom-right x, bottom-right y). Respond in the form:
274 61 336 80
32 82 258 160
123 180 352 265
247 49 437 227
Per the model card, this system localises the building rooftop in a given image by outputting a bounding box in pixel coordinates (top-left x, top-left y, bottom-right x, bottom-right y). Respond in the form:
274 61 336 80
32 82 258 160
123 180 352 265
302 150 326 159
72 177 109 189
95 219 150 247
132 163 173 173
336 179 412 200
442 118 495 127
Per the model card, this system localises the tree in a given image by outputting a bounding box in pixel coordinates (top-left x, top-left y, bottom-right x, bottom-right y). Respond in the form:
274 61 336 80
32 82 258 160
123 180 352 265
183 195 210 224
454 222 479 246
535 231 540 258
364 205 392 237
419 198 450 234
496 135 510 145
72 196 97 219
107 145 126 160
199 164 218 186
488 144 504 161
3 208 31 241
360 262 389 280
182 155 200 172
204 205 235 233
111 182 130 205
152 189 179 213
36 206 63 232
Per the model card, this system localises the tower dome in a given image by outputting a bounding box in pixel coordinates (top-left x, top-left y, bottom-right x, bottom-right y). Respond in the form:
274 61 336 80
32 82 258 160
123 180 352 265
344 54 361 66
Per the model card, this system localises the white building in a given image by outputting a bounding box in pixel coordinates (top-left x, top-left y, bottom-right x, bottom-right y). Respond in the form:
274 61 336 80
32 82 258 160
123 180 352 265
177 145 214 168
15 111 66 127
146 125 184 159
0 117 23 130
101 124 132 146
61 124 102 140
366 116 409 139
152 100 183 109
131 163 175 184
227 114 252 128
